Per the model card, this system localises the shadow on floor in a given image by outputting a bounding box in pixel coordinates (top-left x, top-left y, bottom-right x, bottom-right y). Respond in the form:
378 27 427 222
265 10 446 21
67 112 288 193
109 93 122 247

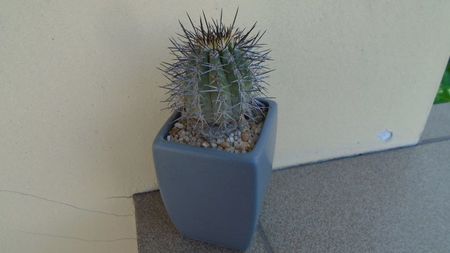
133 192 271 253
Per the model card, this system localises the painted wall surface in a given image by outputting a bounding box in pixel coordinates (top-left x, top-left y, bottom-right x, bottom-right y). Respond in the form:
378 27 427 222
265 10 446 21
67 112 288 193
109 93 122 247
1 1 449 252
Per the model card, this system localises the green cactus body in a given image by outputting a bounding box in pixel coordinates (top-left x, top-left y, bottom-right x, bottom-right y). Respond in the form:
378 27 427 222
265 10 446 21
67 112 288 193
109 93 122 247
161 10 272 138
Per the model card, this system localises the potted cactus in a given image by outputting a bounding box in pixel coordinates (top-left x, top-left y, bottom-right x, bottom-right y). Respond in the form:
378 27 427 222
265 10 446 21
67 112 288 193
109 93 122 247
153 10 277 251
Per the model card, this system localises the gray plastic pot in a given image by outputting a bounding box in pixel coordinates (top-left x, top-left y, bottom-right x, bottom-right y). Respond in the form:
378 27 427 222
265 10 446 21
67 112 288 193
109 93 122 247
152 99 277 251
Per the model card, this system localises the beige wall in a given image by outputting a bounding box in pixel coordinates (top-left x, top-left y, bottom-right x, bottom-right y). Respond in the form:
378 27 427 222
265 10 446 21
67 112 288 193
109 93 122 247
1 1 449 252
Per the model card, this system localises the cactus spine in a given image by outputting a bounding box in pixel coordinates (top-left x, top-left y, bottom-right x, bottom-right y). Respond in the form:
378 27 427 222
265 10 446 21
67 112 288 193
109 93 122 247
160 9 272 138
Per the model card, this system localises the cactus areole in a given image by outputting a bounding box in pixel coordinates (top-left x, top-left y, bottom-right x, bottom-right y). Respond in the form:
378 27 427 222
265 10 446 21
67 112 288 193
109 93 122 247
160 9 272 139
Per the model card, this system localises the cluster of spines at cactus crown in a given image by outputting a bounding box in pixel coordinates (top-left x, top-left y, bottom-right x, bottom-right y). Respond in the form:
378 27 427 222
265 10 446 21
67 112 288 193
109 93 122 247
160 9 273 135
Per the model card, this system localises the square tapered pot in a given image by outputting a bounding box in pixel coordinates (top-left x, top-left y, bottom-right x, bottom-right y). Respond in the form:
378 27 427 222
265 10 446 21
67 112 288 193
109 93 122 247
152 99 277 251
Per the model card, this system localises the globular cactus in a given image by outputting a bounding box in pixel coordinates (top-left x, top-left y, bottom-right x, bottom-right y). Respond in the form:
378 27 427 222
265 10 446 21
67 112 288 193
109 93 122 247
160 9 272 138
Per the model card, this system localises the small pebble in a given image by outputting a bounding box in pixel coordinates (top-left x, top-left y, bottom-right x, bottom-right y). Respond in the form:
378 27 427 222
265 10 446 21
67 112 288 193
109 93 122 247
174 122 185 129
170 128 180 136
211 143 217 148
202 141 210 148
167 135 171 141
241 132 250 142
225 147 234 152
241 141 250 151
220 142 231 149
255 123 263 134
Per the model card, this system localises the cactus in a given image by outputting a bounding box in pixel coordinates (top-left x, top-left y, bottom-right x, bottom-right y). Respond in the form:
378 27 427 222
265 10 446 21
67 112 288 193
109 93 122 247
160 9 272 138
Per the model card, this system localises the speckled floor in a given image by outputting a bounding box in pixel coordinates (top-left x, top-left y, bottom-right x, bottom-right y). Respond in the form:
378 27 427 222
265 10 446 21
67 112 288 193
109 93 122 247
134 103 450 253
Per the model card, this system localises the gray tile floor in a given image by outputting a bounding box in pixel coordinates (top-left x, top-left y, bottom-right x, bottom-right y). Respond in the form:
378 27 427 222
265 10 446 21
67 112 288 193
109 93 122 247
134 103 450 253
